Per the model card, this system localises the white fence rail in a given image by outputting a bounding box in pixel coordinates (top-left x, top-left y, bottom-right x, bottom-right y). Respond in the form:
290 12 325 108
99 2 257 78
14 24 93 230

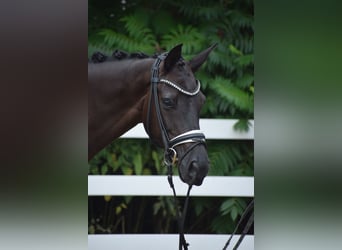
88 119 254 250
88 175 254 197
89 234 254 250
121 119 254 140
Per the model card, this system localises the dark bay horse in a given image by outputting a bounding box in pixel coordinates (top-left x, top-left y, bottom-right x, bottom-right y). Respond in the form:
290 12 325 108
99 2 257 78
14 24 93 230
88 44 216 186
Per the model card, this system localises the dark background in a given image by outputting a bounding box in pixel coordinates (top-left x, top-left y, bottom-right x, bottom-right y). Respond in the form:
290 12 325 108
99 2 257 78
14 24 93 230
0 0 341 249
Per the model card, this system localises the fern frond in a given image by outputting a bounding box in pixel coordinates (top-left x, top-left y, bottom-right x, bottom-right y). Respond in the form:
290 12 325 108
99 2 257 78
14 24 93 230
98 29 118 48
211 77 254 113
234 54 254 67
198 5 225 20
206 48 234 73
233 34 254 54
88 43 112 57
208 142 244 176
177 0 224 20
233 119 252 132
120 15 155 42
97 15 156 54
161 25 205 55
235 74 254 88
98 29 155 54
228 10 254 30
176 0 203 19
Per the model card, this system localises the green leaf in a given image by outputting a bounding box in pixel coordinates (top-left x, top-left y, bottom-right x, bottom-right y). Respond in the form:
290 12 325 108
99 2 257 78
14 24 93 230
107 153 120 172
235 198 247 211
234 54 254 67
104 195 112 202
115 206 122 215
133 153 143 175
231 206 238 221
153 202 162 215
101 164 108 175
233 119 251 132
211 77 254 113
235 74 254 88
220 198 235 214
229 44 243 56
211 215 234 234
142 168 152 175
250 86 254 93
161 24 205 54
152 150 161 173
122 166 133 175
89 165 99 175
124 196 132 204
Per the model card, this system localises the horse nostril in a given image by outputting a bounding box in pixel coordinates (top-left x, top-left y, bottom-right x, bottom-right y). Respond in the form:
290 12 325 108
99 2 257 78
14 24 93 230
188 161 200 183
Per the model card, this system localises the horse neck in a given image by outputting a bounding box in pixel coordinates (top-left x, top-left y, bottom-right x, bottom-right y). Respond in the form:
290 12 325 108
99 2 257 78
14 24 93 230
88 58 154 159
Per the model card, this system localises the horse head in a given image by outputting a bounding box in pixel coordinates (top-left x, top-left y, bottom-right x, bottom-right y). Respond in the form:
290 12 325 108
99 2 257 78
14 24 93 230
143 44 216 186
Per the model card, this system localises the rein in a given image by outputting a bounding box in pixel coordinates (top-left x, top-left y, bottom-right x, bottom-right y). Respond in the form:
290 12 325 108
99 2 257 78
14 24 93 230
146 53 206 250
222 199 254 250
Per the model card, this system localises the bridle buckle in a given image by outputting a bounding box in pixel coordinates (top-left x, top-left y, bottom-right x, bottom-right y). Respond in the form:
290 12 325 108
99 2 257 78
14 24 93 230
164 147 178 166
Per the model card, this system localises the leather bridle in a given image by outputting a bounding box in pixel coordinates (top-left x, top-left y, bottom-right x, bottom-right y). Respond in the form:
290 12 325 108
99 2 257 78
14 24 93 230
145 52 206 250
146 53 206 167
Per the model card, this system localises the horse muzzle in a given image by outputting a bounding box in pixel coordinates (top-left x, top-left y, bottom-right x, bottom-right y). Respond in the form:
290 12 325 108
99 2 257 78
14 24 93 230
164 130 209 186
177 143 209 186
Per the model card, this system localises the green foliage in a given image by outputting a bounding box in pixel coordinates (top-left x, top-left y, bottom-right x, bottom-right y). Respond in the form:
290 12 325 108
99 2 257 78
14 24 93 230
207 141 254 176
210 76 253 114
89 0 254 120
162 25 206 54
89 139 167 176
98 14 157 54
88 0 254 235
210 197 248 233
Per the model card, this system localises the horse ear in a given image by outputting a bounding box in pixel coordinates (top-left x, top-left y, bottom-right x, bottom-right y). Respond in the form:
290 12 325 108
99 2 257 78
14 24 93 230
189 43 218 72
164 44 183 72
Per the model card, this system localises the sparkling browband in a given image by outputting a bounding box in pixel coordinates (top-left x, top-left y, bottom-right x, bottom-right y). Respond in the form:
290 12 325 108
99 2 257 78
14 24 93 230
159 79 201 96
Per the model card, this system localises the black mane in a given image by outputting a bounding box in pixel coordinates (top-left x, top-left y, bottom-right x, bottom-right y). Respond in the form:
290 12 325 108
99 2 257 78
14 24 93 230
89 50 158 63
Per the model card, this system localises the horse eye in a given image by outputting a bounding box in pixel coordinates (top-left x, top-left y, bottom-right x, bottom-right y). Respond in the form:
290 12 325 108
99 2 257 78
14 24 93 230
162 98 175 108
